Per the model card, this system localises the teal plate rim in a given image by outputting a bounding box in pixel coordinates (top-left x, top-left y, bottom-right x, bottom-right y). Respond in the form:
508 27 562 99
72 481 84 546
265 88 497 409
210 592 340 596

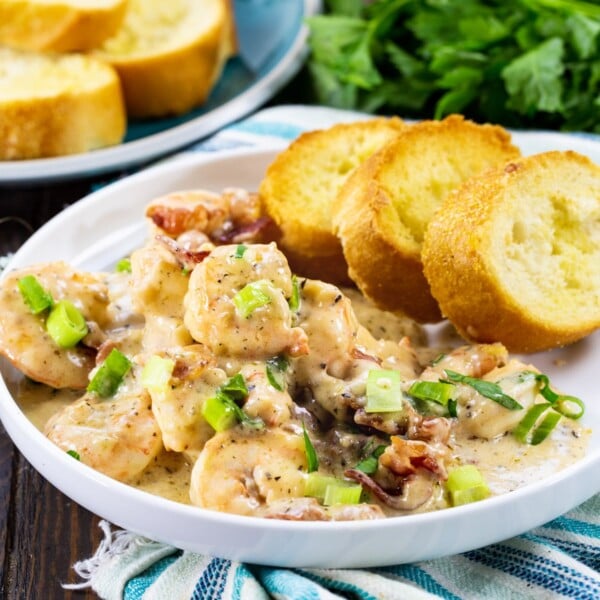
0 0 320 186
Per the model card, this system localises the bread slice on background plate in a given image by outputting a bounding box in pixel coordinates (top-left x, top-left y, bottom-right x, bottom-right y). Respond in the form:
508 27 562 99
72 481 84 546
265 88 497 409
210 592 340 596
259 117 407 284
332 115 521 323
422 150 600 353
94 0 236 118
0 48 126 159
0 0 127 52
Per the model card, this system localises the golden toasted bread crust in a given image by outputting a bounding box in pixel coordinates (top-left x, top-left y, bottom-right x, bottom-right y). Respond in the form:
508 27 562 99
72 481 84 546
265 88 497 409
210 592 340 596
259 117 406 284
0 50 126 159
96 0 236 118
422 151 600 352
0 0 127 52
333 115 521 322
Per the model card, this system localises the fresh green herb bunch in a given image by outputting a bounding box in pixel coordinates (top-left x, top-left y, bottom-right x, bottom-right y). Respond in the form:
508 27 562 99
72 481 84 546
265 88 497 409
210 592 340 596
306 0 600 132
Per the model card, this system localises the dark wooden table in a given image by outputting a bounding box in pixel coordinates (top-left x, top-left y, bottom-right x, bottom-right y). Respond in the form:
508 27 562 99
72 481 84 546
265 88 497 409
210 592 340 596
0 178 128 599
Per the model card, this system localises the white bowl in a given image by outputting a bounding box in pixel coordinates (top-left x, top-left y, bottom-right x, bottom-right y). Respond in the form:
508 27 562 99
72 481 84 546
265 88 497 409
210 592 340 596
0 141 599 568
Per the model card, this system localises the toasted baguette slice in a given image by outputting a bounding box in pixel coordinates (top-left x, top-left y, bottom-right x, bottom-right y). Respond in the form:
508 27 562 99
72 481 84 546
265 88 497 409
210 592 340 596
259 117 406 284
333 115 521 323
0 0 127 52
95 0 236 118
0 48 126 159
422 151 600 353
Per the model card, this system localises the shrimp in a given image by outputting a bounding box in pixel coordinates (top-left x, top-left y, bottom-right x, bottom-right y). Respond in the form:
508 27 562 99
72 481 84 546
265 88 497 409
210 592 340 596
146 188 269 244
190 427 307 516
420 343 508 381
292 279 419 421
147 344 226 454
454 359 539 440
0 262 110 389
44 388 163 482
184 243 308 359
239 362 295 427
130 243 193 352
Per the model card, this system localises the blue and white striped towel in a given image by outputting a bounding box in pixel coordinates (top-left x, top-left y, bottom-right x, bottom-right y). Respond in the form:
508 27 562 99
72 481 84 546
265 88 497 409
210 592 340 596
66 105 600 600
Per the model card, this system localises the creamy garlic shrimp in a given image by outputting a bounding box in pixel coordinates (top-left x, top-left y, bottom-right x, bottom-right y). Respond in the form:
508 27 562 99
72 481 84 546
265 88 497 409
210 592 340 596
1 188 590 520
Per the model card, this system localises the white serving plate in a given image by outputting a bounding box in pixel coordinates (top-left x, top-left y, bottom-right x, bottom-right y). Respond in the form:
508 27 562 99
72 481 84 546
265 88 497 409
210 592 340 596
0 140 598 568
0 0 319 185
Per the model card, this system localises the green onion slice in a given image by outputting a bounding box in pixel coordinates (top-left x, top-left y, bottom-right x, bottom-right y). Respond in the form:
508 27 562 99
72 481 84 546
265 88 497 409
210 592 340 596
304 473 338 499
203 374 262 431
265 355 288 391
66 449 80 461
323 482 363 506
446 465 490 506
87 348 131 398
408 381 454 406
304 473 363 505
354 444 386 475
115 258 132 273
18 274 53 314
365 369 403 413
220 373 248 402
288 275 300 312
233 280 272 318
46 300 88 348
447 397 458 418
202 395 238 432
443 370 523 410
303 423 319 473
532 373 585 419
235 244 247 258
141 355 175 392
513 403 562 445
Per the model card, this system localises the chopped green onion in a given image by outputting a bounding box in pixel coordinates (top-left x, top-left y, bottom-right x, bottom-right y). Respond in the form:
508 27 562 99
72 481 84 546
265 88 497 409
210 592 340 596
354 444 386 475
303 423 319 473
448 397 458 418
202 374 262 431
18 274 53 314
431 353 447 365
533 373 585 419
554 396 585 420
115 258 132 273
87 348 131 398
202 394 238 432
446 465 490 506
451 486 491 506
408 381 454 406
233 280 272 318
288 275 300 312
323 482 363 506
304 472 338 499
66 449 80 461
304 473 363 505
365 369 403 413
220 373 248 402
513 403 562 445
266 355 288 391
141 355 175 392
443 370 523 410
235 244 247 258
46 300 88 348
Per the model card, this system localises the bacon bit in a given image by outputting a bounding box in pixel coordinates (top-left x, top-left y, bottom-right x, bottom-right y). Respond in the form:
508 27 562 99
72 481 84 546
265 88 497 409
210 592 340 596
212 216 275 244
156 234 211 270
96 340 117 365
344 468 433 511
380 437 446 478
412 417 451 444
171 345 214 381
351 346 381 364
